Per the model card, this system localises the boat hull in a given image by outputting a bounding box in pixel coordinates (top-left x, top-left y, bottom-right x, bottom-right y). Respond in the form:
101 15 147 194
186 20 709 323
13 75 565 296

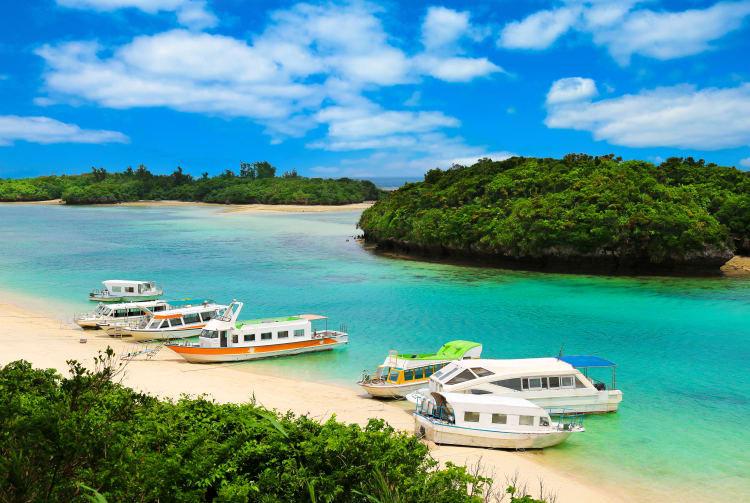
89 294 161 303
358 380 430 398
106 326 204 341
167 337 347 363
414 414 575 449
407 389 622 414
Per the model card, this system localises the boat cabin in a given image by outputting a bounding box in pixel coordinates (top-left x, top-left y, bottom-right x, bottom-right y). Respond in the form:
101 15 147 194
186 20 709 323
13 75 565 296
199 314 320 348
102 280 159 296
416 392 557 431
143 302 224 330
372 340 483 385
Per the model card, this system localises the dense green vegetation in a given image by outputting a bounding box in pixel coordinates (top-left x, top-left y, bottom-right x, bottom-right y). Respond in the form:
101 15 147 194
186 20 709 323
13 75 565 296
359 155 750 272
0 352 550 503
0 162 382 205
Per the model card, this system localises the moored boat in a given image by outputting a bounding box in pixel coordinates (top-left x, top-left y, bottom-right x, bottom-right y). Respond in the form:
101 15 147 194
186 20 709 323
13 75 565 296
414 392 584 449
357 340 482 398
408 355 622 414
89 280 163 302
105 300 227 340
75 298 205 329
166 301 348 363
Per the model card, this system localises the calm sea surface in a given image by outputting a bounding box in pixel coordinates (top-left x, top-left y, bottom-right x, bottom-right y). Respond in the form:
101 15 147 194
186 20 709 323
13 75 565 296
1 204 748 501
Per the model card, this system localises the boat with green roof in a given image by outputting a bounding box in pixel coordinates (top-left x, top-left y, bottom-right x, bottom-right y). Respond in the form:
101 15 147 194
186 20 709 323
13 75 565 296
357 340 482 398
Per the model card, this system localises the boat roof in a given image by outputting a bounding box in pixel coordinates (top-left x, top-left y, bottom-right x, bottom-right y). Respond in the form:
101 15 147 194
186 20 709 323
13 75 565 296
557 355 616 368
153 302 224 318
102 280 153 287
446 357 575 373
434 392 545 415
398 340 481 361
298 314 328 320
99 299 166 309
168 298 215 307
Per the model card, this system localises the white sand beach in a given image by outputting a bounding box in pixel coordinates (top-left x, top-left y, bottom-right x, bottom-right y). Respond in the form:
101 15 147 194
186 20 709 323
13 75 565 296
0 295 631 503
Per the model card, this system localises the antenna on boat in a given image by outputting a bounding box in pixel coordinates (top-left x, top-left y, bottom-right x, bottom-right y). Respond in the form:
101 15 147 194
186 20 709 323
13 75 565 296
557 343 565 358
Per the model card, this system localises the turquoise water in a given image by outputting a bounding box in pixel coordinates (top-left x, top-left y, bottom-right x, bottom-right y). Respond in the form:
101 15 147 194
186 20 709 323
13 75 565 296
1 204 749 500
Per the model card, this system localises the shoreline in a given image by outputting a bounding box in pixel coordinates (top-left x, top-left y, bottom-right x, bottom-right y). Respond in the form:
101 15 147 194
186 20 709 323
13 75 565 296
0 294 631 503
0 199 374 213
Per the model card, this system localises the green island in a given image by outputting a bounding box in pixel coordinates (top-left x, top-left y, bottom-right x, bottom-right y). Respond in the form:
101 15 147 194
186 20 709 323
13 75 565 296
0 162 382 205
0 352 548 503
358 154 750 274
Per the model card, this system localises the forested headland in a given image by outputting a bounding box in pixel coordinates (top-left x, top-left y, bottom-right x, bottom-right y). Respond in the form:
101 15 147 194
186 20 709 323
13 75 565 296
358 154 750 274
0 161 382 205
0 352 550 503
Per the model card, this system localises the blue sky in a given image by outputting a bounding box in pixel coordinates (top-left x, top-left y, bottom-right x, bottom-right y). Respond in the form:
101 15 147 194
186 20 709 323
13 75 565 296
1 0 750 178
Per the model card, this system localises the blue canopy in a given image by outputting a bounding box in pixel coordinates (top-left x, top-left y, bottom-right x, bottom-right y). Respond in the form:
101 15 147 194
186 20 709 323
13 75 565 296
557 355 616 368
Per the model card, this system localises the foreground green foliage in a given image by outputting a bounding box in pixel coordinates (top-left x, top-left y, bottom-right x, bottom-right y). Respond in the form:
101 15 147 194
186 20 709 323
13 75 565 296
0 353 549 503
359 154 750 271
0 163 382 205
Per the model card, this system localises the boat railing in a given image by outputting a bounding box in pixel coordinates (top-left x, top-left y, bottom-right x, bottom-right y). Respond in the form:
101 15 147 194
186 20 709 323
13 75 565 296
414 396 455 425
545 408 584 429
312 329 347 339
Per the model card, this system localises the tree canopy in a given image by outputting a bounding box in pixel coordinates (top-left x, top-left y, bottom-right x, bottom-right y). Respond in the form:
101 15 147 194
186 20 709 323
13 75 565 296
358 155 750 273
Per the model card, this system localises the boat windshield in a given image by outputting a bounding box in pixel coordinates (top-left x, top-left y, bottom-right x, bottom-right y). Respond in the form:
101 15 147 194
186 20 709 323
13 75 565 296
200 329 219 339
375 366 390 379
102 308 112 316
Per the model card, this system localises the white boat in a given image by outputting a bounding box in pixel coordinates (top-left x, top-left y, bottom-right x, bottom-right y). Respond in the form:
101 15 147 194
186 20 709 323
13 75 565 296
105 300 227 341
357 340 482 398
414 392 584 449
89 280 163 303
74 299 214 329
407 355 622 414
166 301 348 363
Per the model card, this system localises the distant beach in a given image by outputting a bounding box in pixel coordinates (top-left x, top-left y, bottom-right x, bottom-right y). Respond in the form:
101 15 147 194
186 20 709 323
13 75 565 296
0 295 626 503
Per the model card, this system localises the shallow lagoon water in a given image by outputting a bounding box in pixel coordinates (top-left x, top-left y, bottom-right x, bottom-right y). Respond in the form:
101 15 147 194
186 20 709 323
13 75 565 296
1 204 749 501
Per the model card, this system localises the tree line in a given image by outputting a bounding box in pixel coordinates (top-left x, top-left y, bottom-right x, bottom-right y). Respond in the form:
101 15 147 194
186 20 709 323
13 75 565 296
0 162 382 205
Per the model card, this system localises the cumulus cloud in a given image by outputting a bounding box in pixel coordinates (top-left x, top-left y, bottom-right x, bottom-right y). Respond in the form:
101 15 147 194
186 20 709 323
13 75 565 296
0 115 129 146
546 77 597 104
545 79 750 150
57 0 218 29
499 1 750 64
37 2 503 153
740 157 750 168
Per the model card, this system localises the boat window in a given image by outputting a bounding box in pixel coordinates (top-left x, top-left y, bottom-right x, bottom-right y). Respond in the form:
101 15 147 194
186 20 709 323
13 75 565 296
424 365 434 378
388 371 401 383
183 313 200 324
414 368 424 380
244 334 255 342
102 308 111 316
158 320 169 329
200 312 214 322
95 306 103 314
435 365 458 381
470 367 494 377
376 366 390 379
519 415 534 426
548 376 560 388
463 411 480 422
278 331 289 338
115 309 128 318
541 377 549 388
154 305 165 312
492 378 522 391
447 369 476 385
575 376 588 388
261 332 272 340
200 329 218 338
492 413 507 424
404 369 415 381
127 308 138 316
469 389 491 395
169 317 184 327
232 334 238 344
294 329 305 337
561 376 575 388
539 417 550 427
528 378 542 389
111 286 122 293
125 287 134 293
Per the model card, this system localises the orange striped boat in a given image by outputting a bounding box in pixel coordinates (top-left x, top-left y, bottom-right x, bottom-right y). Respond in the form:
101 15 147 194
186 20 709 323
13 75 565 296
166 301 348 363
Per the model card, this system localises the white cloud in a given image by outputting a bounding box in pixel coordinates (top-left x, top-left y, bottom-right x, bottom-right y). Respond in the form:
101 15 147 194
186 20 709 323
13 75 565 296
445 151 515 167
740 157 750 168
499 6 580 50
422 6 472 50
546 77 598 104
0 115 129 146
545 80 750 150
499 1 750 64
37 2 502 149
57 0 218 29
